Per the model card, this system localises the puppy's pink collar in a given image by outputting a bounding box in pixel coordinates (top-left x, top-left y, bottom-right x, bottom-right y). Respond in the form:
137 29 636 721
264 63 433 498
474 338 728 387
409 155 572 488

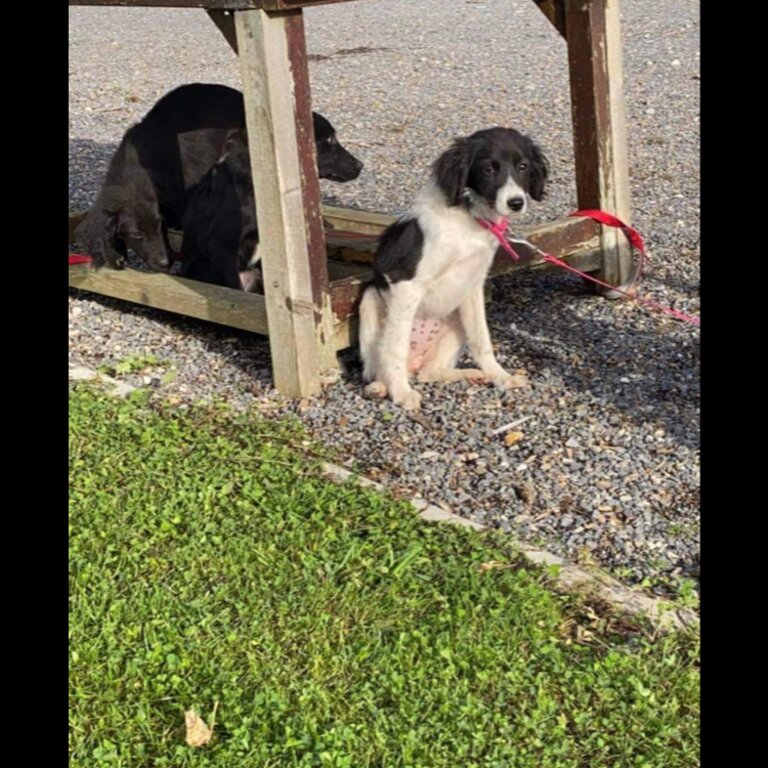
476 217 520 261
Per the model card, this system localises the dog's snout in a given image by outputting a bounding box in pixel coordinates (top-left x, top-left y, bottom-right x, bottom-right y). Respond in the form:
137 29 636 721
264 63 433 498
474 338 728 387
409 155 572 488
347 154 364 177
343 156 364 181
507 196 525 212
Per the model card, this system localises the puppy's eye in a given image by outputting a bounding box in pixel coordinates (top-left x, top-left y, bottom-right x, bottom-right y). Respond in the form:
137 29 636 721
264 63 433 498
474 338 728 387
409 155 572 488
483 161 497 175
518 161 529 172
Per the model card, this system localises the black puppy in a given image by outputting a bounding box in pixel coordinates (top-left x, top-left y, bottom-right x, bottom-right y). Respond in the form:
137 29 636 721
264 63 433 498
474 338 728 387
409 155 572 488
179 131 258 291
179 115 362 291
73 135 170 271
74 83 362 272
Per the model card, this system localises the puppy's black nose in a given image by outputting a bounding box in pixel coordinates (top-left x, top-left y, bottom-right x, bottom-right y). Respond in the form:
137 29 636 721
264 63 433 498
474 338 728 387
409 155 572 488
507 196 525 212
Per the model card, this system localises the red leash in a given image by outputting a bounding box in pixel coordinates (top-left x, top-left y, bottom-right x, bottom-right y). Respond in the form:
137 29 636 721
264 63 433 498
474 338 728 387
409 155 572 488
70 214 700 327
482 210 700 327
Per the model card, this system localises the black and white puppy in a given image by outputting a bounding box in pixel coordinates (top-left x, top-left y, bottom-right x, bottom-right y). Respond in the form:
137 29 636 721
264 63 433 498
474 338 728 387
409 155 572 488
358 127 548 411
179 115 363 291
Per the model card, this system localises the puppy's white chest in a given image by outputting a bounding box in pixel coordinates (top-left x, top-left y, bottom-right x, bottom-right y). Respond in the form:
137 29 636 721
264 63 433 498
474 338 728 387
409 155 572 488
419 240 495 317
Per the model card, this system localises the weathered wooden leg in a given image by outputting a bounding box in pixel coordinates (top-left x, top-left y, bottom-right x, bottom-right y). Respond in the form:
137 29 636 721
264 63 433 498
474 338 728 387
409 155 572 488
234 8 337 397
566 0 633 296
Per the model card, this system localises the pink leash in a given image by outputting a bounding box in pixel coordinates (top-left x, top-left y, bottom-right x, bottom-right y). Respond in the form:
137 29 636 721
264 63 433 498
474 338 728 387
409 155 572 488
479 211 700 327
70 215 699 327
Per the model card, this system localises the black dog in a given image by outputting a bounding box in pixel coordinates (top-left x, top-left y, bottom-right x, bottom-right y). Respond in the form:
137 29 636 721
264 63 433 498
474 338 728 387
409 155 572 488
74 83 362 272
179 113 362 291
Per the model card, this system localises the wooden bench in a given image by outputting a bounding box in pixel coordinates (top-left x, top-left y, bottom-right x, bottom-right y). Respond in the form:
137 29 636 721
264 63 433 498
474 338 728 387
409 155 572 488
68 0 631 397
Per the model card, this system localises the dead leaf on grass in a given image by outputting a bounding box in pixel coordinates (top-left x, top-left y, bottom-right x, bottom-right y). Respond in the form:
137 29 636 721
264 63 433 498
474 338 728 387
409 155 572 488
184 701 218 747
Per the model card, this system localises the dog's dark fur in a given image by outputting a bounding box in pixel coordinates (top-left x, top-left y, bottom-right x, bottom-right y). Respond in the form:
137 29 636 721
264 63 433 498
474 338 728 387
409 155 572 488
358 127 549 410
74 83 245 270
178 130 258 291
73 83 362 274
73 135 169 271
179 115 362 291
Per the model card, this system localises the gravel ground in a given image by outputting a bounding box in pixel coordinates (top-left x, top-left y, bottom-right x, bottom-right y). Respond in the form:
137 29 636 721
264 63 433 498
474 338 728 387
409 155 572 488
69 0 700 598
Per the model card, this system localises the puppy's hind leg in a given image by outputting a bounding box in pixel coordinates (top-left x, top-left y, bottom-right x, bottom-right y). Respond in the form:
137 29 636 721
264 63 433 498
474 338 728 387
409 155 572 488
358 286 387 397
376 282 423 410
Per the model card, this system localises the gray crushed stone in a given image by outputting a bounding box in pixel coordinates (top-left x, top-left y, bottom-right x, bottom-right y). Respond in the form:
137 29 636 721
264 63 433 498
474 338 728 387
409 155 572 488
69 0 700 598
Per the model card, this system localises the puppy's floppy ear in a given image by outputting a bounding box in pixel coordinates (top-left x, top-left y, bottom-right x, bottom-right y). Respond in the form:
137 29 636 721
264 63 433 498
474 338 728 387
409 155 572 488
525 137 549 201
432 137 475 207
74 187 126 268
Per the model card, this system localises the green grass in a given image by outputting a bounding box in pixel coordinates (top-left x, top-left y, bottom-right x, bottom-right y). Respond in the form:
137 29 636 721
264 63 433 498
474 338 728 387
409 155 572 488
69 387 699 768
97 354 167 377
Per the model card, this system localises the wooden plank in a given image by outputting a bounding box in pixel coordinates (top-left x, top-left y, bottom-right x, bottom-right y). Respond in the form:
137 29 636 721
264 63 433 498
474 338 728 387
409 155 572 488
69 261 363 358
283 10 337 374
333 316 356 351
69 1 356 9
67 214 598 350
329 274 366 325
532 0 566 38
68 246 597 353
72 209 383 268
327 260 371 280
259 0 355 9
325 240 379 266
70 1 259 8
488 214 600 276
70 205 395 244
566 0 633 295
71 210 600 311
324 214 601 270
69 265 270 334
69 261 360 350
322 205 396 236
328 249 602 348
235 7 335 397
71 209 599 271
328 215 602 324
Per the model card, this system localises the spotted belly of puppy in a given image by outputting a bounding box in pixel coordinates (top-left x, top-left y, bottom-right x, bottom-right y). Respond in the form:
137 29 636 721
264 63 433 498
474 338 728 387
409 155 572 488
408 316 447 373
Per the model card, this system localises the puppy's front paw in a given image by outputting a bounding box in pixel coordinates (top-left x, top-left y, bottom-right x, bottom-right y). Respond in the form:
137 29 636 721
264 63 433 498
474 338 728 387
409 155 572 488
461 368 487 386
483 365 529 389
392 387 422 411
498 373 530 389
364 381 388 399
